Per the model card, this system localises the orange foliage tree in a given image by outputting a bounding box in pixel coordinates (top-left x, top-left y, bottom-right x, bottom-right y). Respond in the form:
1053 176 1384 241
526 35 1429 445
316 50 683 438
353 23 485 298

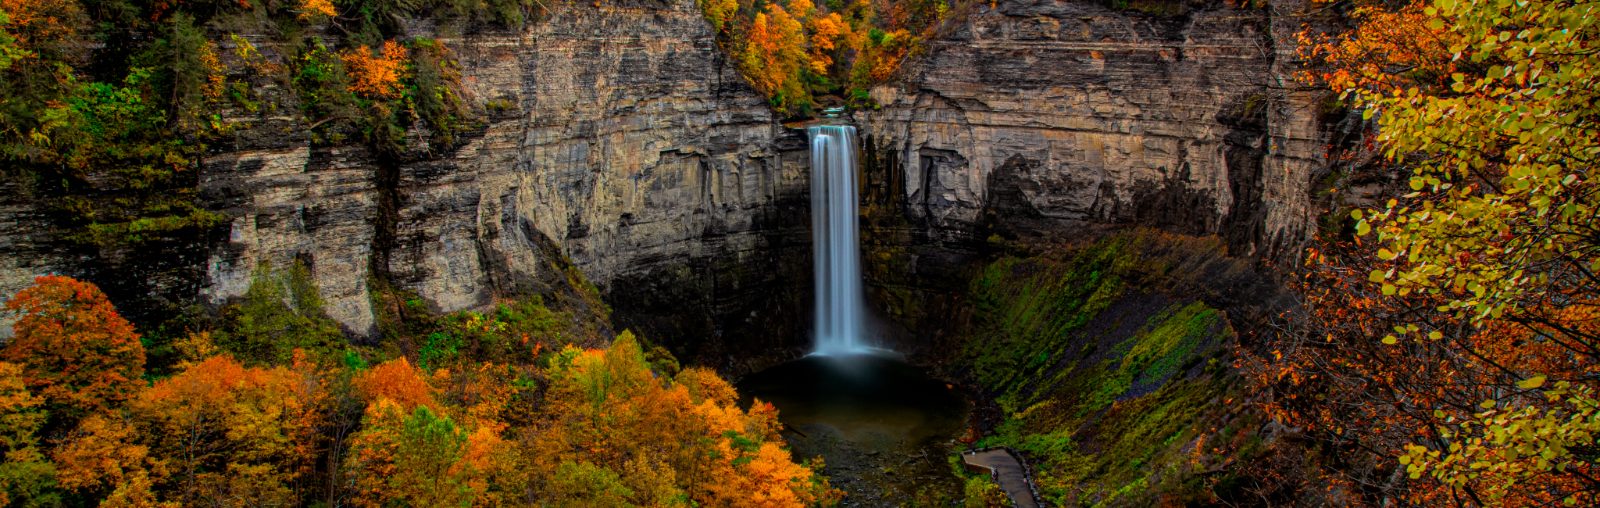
703 0 948 112
524 332 838 506
343 400 504 507
701 0 740 32
353 357 438 411
343 356 505 507
806 11 848 75
341 40 408 99
2 275 144 420
0 0 84 57
51 353 329 505
50 412 158 503
740 4 810 112
297 0 336 21
130 354 328 504
1295 1 1457 95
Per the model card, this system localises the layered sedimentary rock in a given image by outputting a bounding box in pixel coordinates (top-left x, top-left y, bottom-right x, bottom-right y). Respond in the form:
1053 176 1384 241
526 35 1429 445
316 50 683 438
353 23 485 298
201 0 811 339
0 183 61 337
861 0 1328 260
2 0 1334 358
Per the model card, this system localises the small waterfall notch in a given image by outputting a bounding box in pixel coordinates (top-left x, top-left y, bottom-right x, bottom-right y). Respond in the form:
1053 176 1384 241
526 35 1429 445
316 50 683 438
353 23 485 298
809 125 871 355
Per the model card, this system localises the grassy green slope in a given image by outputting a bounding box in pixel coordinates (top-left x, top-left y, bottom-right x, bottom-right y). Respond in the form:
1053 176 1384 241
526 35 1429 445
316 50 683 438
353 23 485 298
957 230 1277 506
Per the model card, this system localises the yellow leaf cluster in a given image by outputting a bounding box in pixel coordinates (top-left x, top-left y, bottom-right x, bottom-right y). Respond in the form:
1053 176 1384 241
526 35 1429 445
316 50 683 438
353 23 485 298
530 333 839 506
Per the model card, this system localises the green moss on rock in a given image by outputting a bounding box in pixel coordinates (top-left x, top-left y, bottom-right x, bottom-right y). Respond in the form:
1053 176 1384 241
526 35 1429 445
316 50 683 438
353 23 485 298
956 229 1270 506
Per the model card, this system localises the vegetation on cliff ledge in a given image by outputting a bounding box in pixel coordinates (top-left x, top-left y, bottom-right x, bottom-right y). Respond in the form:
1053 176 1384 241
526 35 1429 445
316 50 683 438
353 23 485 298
0 0 517 250
700 0 961 115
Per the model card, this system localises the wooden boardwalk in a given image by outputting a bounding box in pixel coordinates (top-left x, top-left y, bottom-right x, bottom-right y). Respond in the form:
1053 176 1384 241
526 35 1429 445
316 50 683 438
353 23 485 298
962 448 1040 508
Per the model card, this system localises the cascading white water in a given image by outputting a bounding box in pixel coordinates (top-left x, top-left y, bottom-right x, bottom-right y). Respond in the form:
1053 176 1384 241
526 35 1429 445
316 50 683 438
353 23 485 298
809 125 868 355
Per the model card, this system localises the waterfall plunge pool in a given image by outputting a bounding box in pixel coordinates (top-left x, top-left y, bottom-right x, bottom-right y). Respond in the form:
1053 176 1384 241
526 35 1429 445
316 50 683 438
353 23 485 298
765 126 968 502
738 353 970 504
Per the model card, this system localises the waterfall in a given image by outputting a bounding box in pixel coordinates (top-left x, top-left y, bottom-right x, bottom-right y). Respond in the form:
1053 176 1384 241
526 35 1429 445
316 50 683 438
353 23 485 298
809 125 868 355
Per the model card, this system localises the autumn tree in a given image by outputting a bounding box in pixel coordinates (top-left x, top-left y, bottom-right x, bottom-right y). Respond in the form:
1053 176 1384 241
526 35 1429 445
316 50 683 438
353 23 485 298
298 0 337 20
700 0 740 32
127 354 328 505
850 26 913 86
702 0 946 111
160 13 227 134
740 4 812 113
525 332 837 507
2 275 144 421
0 10 25 72
0 0 84 60
45 352 329 505
1251 0 1600 504
353 357 438 411
806 11 848 75
342 40 408 100
50 412 159 504
344 403 472 507
0 363 58 506
542 460 634 506
343 357 505 507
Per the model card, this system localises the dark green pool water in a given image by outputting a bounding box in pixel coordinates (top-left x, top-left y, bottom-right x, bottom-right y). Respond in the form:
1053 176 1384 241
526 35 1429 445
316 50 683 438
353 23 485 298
739 353 969 504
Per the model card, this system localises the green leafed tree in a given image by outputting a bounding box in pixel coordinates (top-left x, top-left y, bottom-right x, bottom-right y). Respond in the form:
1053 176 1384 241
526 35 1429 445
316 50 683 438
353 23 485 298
214 262 346 365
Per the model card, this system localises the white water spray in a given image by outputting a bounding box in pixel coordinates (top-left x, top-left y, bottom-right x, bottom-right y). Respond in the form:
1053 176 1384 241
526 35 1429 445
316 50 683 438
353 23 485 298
809 125 869 355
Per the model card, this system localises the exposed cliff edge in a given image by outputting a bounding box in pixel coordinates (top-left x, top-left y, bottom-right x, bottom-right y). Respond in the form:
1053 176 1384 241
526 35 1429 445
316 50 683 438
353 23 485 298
860 0 1328 262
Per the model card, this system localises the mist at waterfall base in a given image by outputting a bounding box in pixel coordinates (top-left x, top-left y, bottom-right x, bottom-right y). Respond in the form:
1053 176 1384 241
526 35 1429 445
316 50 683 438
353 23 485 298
735 125 968 502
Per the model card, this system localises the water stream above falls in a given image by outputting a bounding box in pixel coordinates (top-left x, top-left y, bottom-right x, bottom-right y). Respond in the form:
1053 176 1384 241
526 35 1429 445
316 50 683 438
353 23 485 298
739 354 969 504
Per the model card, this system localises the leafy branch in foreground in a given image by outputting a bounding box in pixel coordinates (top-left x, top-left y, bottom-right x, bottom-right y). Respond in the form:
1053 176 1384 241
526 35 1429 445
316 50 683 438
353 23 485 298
1251 0 1600 505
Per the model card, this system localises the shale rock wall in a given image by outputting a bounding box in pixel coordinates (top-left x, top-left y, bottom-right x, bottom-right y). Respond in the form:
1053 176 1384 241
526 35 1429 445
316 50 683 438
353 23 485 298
860 0 1328 261
1 0 1334 355
201 0 811 338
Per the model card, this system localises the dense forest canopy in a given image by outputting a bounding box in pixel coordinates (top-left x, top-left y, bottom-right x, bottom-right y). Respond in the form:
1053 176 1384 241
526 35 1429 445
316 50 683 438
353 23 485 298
0 273 838 505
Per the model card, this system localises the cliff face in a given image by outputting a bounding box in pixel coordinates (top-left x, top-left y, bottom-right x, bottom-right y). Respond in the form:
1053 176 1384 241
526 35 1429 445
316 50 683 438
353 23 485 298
860 0 1327 261
201 0 812 342
1 0 1335 358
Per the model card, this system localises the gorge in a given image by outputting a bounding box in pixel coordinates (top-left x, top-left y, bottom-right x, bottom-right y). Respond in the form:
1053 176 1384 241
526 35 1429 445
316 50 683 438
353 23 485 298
0 0 1330 502
0 0 1336 355
0 0 1498 505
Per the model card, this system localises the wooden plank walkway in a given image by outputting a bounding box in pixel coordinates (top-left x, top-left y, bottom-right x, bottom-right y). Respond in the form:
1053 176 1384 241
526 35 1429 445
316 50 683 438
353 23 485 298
962 448 1040 508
